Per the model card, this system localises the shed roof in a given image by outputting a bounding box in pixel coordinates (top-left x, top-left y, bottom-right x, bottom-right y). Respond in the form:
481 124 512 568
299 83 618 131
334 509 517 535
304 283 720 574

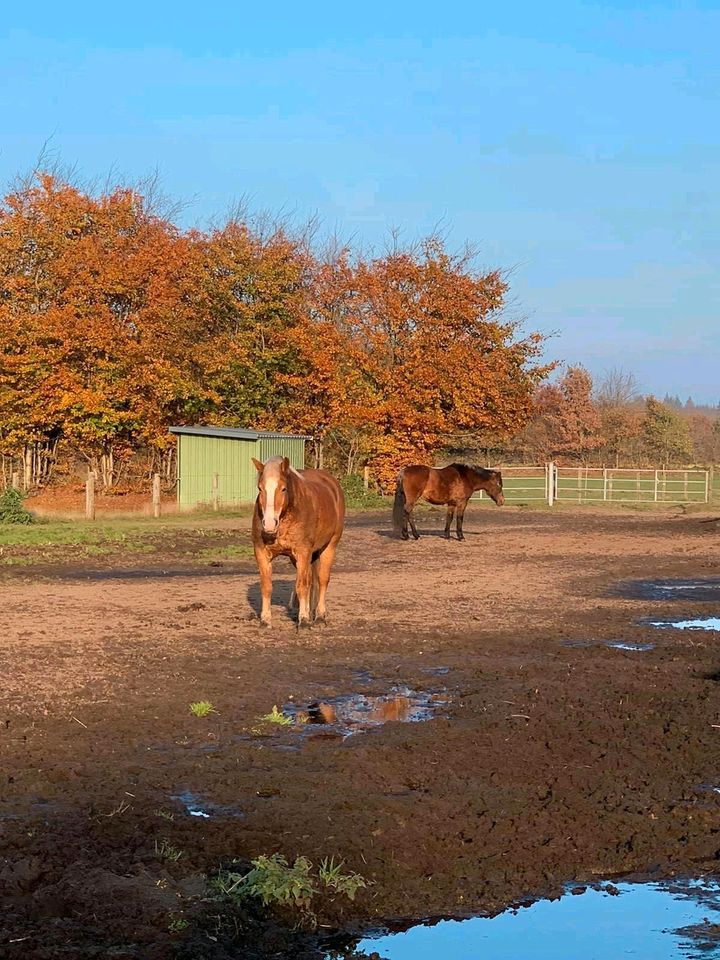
169 425 311 441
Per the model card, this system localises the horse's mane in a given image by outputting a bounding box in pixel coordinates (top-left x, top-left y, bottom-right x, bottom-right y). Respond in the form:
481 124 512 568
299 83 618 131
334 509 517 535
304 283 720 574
448 462 498 480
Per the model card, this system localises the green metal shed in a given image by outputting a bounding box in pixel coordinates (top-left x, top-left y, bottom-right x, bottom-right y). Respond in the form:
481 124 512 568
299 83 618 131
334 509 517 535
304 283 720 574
169 426 309 509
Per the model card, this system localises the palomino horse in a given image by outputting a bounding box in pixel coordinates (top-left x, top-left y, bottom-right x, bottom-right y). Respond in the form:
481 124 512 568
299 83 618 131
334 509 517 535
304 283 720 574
393 463 504 541
251 456 345 628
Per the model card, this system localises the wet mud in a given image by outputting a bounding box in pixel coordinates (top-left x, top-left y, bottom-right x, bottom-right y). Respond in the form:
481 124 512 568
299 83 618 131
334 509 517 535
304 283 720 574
2 507 720 957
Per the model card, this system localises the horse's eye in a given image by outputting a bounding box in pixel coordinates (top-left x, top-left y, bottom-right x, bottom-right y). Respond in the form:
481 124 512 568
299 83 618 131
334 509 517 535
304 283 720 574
280 487 287 493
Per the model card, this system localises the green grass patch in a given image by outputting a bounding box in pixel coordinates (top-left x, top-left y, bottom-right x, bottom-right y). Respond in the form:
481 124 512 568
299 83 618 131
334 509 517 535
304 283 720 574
258 705 292 726
215 854 316 909
213 852 371 915
155 839 183 862
317 857 369 900
189 700 216 718
195 544 253 561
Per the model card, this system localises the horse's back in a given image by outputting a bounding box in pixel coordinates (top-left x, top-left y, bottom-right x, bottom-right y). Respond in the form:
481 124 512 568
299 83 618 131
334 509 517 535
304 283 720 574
298 468 345 531
408 463 466 504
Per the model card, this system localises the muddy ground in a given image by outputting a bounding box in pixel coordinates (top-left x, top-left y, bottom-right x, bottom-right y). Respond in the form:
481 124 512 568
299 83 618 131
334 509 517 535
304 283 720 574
2 505 720 957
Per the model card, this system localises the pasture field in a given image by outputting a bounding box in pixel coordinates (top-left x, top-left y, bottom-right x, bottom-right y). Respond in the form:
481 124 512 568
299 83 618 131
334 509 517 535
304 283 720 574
2 504 720 957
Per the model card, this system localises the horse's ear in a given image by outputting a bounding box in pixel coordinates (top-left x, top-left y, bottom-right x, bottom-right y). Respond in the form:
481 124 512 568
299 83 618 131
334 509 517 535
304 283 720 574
281 457 290 473
252 458 264 473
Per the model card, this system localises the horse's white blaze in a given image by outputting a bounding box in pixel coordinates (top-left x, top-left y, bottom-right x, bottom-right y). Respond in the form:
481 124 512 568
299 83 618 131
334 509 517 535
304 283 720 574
262 475 280 531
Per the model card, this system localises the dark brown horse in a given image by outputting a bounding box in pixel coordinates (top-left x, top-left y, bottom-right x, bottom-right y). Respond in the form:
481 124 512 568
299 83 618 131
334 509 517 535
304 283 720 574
252 456 345 628
393 463 504 541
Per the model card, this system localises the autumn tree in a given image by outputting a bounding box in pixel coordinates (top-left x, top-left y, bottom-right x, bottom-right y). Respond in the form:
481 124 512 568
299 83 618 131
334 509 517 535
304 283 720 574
195 218 313 429
595 366 644 466
519 366 602 463
0 173 212 487
305 237 548 485
643 397 693 466
686 414 720 463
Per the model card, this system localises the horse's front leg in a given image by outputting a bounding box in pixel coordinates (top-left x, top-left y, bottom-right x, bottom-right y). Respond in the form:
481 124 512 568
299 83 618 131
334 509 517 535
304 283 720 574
254 546 273 627
294 551 313 629
444 503 456 539
456 499 468 540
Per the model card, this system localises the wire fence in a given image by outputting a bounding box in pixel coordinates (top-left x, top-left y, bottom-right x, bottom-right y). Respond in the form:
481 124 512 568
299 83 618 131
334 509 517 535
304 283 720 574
471 464 713 506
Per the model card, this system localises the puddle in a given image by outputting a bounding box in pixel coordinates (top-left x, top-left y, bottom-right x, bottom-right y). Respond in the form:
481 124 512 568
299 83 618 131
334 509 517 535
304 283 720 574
171 790 244 819
343 879 720 959
283 686 446 737
615 578 720 603
561 639 655 652
155 686 447 758
697 784 720 796
605 641 656 652
641 617 720 632
351 668 374 685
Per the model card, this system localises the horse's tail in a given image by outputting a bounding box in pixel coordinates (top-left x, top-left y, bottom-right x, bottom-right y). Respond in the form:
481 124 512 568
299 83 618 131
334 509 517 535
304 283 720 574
392 470 406 537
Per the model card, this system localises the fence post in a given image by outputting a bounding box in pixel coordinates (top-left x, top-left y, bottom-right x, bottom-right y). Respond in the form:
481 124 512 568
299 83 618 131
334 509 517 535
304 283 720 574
152 473 161 518
602 468 608 501
212 472 219 512
363 465 370 492
654 470 659 503
85 472 96 521
705 467 711 504
23 447 32 490
548 462 555 506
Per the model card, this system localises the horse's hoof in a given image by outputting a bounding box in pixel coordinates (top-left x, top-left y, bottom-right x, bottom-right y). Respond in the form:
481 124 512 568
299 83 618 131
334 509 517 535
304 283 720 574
314 614 327 626
412 533 420 541
259 619 272 629
297 619 312 631
457 535 465 542
401 533 409 541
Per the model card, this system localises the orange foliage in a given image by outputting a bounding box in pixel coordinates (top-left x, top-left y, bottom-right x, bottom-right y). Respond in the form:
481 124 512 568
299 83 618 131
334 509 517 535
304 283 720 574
0 173 549 489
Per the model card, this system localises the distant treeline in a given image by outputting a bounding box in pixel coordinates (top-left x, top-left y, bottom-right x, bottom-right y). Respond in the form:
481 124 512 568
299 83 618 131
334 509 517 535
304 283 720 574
462 367 720 469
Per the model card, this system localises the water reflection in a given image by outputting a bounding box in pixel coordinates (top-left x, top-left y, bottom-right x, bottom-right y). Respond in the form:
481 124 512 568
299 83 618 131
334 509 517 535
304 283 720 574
643 617 720 632
284 687 445 735
346 880 720 960
615 579 720 602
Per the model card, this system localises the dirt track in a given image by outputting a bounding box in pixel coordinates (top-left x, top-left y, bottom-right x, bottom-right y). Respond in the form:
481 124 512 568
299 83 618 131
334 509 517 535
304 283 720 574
2 506 720 957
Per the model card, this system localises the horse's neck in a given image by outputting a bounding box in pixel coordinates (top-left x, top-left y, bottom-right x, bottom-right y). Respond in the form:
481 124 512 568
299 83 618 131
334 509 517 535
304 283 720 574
472 469 491 490
284 470 304 514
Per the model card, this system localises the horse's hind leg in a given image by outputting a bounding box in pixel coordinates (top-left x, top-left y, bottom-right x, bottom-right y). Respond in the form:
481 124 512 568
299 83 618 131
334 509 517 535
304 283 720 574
456 499 469 540
310 558 320 618
406 507 420 540
403 493 420 540
289 558 299 609
444 504 456 539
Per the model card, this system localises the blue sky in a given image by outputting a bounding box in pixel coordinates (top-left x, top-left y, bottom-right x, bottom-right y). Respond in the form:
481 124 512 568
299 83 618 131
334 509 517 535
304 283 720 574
1 2 718 400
